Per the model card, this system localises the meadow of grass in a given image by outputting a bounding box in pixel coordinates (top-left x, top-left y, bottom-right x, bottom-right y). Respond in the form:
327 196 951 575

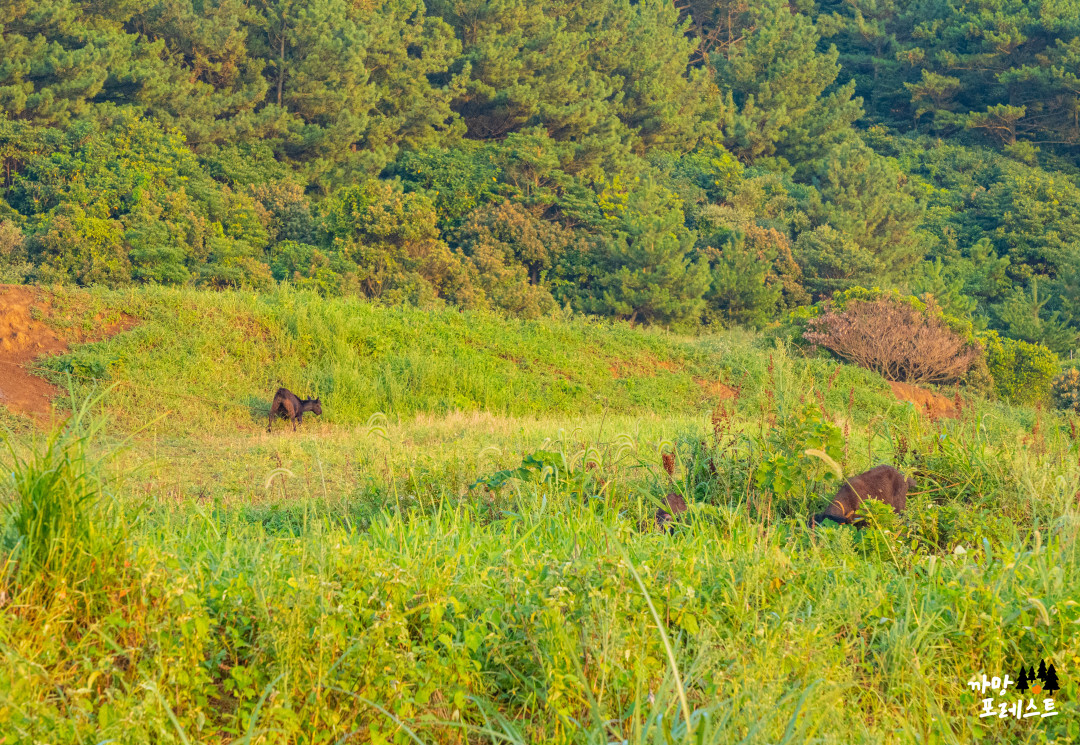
40 286 762 431
1 287 1079 744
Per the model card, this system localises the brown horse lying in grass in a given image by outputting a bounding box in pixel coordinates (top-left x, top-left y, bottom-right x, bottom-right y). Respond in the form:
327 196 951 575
810 464 914 528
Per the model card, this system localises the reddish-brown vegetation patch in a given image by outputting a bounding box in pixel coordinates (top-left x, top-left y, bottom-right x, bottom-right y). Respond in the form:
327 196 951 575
888 380 958 420
0 285 135 421
805 297 979 385
609 355 684 379
695 379 738 400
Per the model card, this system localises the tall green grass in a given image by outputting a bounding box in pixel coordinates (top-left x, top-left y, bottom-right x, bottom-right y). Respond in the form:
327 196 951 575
1 387 129 591
37 285 925 437
3 475 1077 743
2 286 1079 744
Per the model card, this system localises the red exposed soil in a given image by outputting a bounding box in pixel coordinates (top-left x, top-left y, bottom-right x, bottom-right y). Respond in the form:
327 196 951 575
888 380 958 420
695 379 738 400
0 285 135 421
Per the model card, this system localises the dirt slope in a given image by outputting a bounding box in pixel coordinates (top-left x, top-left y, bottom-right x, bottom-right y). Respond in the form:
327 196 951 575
888 380 958 420
0 285 134 421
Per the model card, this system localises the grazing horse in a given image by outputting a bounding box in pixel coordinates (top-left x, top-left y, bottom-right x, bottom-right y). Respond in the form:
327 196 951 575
268 387 322 433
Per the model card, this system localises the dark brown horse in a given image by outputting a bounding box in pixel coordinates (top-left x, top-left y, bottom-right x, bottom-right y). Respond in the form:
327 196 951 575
639 492 688 533
810 465 914 527
267 387 322 432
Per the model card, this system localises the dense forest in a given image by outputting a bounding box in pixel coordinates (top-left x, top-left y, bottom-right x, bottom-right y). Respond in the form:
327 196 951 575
2 0 1080 355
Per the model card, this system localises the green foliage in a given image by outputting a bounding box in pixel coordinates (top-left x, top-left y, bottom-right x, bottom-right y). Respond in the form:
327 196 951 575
701 233 783 329
654 140 746 206
0 219 31 282
792 224 876 299
469 449 597 504
426 0 710 169
390 144 502 231
817 0 1080 154
982 332 1060 405
4 284 1080 743
53 286 740 433
453 201 585 318
320 179 477 306
994 279 1078 354
802 139 927 286
28 207 131 287
579 177 709 327
2 0 1080 351
269 241 356 297
712 0 861 175
4 113 278 288
471 450 565 491
753 402 843 506
910 258 979 322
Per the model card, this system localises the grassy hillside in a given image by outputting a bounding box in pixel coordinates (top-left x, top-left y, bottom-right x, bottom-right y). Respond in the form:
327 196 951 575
46 286 776 428
1 287 1079 744
23 286 956 431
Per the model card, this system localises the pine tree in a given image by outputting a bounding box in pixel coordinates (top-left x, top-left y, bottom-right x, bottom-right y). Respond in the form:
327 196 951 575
1001 38 1080 149
994 279 1078 354
591 0 713 154
810 0 907 127
904 70 963 131
0 0 143 126
1037 659 1048 688
805 139 927 285
711 0 862 176
427 0 712 171
427 0 620 163
793 224 877 299
701 232 783 328
910 258 979 320
127 0 271 149
582 176 709 327
679 0 753 65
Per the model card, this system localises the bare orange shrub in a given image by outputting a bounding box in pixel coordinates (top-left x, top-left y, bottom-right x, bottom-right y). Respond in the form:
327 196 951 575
803 297 981 384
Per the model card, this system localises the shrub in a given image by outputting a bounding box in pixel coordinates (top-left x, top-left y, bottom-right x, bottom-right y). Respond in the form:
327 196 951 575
1051 367 1080 412
803 295 981 384
0 219 24 258
828 287 979 340
453 201 584 318
0 219 31 283
390 143 502 230
27 207 131 287
320 180 481 307
982 332 1059 405
753 402 843 511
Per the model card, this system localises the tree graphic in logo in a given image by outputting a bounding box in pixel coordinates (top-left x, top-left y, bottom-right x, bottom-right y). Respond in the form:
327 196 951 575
1045 663 1060 694
1014 658 1062 696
